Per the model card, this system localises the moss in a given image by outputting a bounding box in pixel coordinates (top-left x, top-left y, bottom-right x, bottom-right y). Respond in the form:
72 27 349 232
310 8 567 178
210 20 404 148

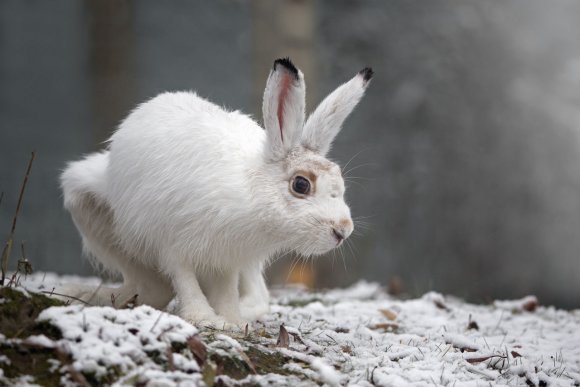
0 343 63 386
144 349 163 365
82 369 121 386
0 287 69 385
0 287 313 385
201 343 304 387
171 340 188 353
202 361 217 387
0 287 64 340
210 351 252 380
246 346 295 376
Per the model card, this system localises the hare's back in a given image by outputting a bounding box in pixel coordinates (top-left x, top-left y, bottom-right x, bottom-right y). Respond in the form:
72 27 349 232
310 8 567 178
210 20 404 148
105 92 265 251
108 91 265 178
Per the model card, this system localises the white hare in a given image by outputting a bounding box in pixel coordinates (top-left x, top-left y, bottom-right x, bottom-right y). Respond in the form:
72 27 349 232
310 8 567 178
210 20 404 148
60 58 372 327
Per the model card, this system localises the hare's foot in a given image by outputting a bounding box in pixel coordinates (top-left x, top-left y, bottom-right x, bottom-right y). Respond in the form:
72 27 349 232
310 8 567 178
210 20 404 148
195 318 245 331
179 309 245 331
240 298 270 322
202 269 245 326
239 262 270 321
169 262 244 330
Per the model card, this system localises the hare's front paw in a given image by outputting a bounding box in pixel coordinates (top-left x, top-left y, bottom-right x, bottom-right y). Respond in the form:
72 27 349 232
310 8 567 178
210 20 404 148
240 299 270 321
182 312 245 331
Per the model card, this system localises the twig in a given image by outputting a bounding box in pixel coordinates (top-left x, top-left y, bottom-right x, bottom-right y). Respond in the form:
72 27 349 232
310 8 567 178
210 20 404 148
150 311 165 332
83 281 104 308
41 290 92 305
1 151 35 286
165 346 176 371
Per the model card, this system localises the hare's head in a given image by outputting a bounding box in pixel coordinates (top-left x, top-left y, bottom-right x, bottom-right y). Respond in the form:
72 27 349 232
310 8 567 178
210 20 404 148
261 58 372 256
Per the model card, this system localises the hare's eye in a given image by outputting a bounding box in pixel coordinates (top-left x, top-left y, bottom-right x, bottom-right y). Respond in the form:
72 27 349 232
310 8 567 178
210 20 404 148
292 176 311 196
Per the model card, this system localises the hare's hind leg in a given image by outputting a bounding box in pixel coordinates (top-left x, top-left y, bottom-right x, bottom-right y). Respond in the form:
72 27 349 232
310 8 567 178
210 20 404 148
63 187 173 309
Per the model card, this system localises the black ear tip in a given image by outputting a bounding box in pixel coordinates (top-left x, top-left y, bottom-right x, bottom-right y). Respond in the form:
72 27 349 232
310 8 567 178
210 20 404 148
359 67 374 82
274 57 299 78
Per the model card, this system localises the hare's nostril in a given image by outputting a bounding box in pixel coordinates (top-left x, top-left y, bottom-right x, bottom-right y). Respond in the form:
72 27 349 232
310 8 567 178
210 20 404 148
332 228 345 243
337 218 354 239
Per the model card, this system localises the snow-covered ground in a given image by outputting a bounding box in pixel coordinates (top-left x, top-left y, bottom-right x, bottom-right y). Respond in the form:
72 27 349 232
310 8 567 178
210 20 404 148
1 273 579 386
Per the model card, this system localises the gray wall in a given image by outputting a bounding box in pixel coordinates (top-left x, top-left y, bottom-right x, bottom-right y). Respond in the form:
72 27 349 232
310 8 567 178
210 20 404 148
1 0 579 307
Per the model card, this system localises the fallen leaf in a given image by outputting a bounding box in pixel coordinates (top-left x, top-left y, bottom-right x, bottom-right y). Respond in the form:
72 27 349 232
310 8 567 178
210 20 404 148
119 294 139 309
467 315 479 331
380 308 398 321
187 335 207 367
522 297 538 312
434 299 450 311
289 331 305 345
511 350 522 358
369 322 399 332
237 349 257 374
465 356 492 364
276 324 290 348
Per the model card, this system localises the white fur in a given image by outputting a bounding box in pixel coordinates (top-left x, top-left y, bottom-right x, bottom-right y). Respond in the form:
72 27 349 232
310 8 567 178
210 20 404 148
60 59 371 327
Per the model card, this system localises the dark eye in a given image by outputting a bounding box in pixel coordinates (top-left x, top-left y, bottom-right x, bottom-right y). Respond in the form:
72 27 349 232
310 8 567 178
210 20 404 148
292 176 311 196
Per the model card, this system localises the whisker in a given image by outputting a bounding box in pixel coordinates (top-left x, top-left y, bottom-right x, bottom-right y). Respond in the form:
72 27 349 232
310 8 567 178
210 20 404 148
344 176 375 181
343 162 377 177
345 238 358 260
286 255 302 283
353 222 372 231
353 214 377 220
344 179 366 190
339 244 347 271
341 148 368 173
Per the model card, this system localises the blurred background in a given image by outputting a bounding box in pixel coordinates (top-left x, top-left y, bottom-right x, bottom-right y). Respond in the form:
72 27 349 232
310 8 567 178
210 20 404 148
1 0 580 308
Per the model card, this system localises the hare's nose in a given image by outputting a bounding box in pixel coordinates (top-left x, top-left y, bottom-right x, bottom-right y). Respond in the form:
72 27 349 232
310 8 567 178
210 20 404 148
334 218 354 240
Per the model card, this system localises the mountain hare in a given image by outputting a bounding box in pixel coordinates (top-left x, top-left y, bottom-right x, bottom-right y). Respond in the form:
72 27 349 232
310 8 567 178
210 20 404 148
61 58 373 327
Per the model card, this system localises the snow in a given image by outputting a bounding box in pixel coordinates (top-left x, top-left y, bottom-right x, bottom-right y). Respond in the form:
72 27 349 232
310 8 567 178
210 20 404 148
37 304 198 379
23 334 57 348
2 274 579 386
310 357 342 386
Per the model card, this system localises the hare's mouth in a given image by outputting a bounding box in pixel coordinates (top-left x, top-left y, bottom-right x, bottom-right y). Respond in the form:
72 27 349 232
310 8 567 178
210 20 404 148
332 228 345 246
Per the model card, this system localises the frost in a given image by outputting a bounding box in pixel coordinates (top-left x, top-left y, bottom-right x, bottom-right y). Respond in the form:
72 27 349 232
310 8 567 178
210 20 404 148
37 303 197 379
310 357 342 386
1 273 578 386
23 334 56 348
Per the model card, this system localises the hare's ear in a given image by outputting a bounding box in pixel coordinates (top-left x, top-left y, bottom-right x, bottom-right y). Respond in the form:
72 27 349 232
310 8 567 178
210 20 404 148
302 68 373 157
262 58 306 160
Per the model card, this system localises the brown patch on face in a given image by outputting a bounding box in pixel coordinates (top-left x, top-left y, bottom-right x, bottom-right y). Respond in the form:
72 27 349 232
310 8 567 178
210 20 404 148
289 170 317 198
338 218 353 230
309 159 334 172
